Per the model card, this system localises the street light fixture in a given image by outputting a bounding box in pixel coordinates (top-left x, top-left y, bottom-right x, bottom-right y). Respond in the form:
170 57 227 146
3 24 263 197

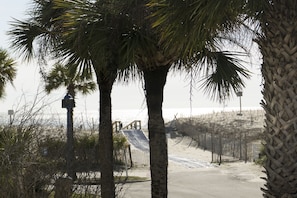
62 93 76 180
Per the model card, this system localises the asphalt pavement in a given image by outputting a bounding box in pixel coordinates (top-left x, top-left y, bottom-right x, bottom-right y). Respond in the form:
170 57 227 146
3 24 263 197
120 168 264 198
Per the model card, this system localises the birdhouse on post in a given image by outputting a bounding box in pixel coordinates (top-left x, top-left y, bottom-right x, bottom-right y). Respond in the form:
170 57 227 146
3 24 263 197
62 93 75 109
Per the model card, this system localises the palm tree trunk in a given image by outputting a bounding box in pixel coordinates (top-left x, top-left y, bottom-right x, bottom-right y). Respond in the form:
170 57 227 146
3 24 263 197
259 1 297 197
97 70 116 198
143 65 170 198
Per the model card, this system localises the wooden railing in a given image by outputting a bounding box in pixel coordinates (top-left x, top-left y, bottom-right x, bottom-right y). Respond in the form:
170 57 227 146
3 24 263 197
123 120 141 130
112 121 123 133
112 120 142 132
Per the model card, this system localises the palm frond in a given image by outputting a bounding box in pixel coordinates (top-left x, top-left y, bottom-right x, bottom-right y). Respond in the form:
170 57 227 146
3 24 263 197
8 20 44 60
149 0 246 58
44 61 96 96
197 50 251 102
0 49 17 98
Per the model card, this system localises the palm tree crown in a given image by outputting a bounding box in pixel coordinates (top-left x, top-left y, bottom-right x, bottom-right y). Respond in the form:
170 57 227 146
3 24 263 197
44 62 97 98
0 49 17 98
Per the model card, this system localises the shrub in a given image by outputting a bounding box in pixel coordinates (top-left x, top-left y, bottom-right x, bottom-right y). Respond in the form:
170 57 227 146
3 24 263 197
0 126 55 198
0 125 130 197
75 134 99 171
255 144 266 166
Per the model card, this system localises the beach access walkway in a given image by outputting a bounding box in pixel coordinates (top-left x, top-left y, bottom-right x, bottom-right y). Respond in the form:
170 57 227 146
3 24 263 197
115 120 265 198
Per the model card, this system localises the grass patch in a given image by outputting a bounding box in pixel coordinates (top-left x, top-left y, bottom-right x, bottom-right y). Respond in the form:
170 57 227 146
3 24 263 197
75 175 149 185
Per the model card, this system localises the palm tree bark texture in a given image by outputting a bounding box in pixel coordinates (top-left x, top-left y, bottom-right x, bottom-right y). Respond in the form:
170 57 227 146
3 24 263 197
259 1 297 197
143 65 170 198
96 69 117 198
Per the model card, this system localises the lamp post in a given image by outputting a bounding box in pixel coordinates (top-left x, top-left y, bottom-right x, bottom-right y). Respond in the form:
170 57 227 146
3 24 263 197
236 90 243 116
62 93 76 180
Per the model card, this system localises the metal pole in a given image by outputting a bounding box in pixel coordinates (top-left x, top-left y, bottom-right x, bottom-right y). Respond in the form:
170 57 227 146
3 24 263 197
66 107 72 178
67 106 76 180
245 131 248 163
62 94 76 180
239 130 242 160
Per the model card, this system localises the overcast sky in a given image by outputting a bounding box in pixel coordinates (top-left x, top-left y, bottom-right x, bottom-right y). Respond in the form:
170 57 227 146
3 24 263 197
0 0 263 119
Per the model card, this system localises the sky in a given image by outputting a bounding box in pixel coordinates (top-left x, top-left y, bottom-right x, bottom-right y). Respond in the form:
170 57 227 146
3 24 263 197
0 0 263 121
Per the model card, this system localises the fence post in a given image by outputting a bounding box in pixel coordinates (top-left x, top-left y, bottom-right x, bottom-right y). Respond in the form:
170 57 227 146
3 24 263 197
211 125 214 163
124 147 128 177
219 132 222 165
128 145 133 168
239 130 242 160
204 131 207 151
244 131 248 163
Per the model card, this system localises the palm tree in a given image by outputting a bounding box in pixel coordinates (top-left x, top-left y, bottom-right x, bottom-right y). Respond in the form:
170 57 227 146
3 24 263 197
9 2 250 198
126 2 250 197
139 44 249 198
54 2 131 197
56 1 250 198
9 1 127 197
44 62 96 180
0 49 16 99
150 0 297 197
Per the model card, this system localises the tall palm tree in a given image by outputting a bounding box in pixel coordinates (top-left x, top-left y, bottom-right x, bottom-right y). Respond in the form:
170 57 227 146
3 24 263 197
54 2 131 197
127 2 250 197
150 0 297 197
9 1 128 197
56 1 250 198
0 49 16 99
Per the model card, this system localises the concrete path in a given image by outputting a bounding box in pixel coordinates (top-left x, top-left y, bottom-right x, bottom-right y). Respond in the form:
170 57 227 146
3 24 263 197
120 129 265 197
119 168 264 198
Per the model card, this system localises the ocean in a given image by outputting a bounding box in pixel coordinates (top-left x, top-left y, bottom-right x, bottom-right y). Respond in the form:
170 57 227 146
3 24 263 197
0 106 262 129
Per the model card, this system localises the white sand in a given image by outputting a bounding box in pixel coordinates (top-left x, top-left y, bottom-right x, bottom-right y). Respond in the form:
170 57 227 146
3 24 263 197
127 132 265 178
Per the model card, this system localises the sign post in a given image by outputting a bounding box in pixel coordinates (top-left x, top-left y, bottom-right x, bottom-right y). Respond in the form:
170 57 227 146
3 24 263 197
62 93 76 180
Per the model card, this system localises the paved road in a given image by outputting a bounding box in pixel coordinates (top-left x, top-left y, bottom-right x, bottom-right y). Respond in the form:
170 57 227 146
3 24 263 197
120 169 264 198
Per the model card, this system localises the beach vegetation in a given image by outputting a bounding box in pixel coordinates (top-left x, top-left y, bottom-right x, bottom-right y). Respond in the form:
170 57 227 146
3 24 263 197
0 121 129 198
255 145 266 166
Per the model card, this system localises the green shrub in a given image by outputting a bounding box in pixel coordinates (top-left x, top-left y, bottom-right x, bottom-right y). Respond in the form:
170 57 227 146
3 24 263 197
113 133 128 150
113 133 128 165
0 124 129 197
0 126 55 198
255 144 266 166
75 134 99 171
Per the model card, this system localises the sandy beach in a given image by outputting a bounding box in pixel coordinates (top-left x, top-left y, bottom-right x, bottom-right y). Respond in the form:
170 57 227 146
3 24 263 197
120 135 265 198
